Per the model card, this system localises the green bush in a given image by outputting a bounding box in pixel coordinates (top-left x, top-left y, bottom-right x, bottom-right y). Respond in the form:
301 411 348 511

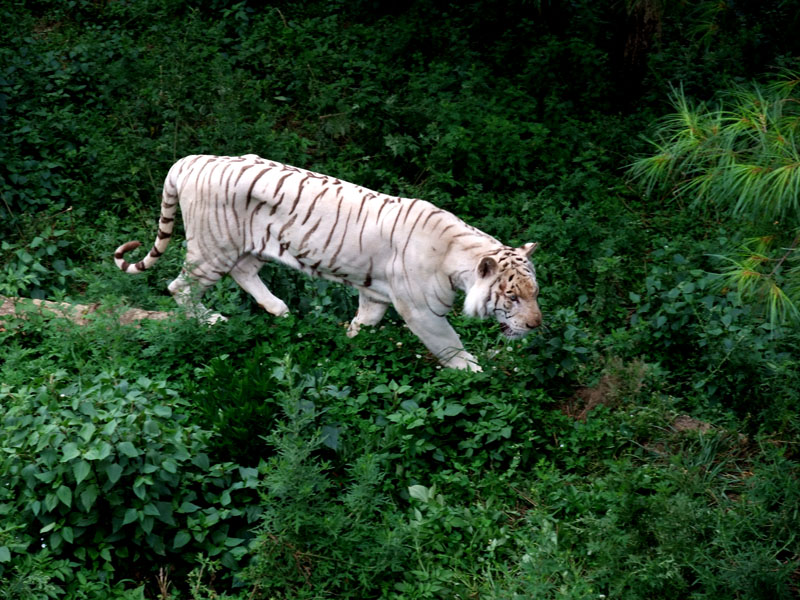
242 391 409 599
0 371 261 584
0 225 74 299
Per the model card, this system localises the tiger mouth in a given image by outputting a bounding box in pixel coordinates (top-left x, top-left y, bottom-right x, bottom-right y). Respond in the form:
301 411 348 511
500 323 525 339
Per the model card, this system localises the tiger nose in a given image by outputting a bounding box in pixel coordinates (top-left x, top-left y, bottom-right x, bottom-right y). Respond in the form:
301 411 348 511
527 312 542 329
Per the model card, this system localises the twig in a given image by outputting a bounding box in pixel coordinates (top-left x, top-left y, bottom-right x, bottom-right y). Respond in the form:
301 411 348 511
768 231 800 277
275 7 288 28
156 567 171 600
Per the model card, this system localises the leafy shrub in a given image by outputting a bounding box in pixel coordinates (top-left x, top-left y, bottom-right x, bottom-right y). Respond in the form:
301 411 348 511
488 431 800 600
188 343 356 465
0 225 74 299
623 243 800 428
242 394 409 599
0 371 261 585
630 73 800 324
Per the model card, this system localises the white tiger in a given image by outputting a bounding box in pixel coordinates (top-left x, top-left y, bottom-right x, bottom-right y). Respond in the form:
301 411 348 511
114 154 542 370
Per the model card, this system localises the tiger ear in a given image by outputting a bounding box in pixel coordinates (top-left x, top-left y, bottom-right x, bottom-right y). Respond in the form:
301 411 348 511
520 242 539 258
478 256 497 278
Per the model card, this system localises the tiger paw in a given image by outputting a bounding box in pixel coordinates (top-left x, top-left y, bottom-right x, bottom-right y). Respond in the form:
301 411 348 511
346 321 361 338
202 311 228 325
262 300 289 317
442 353 482 372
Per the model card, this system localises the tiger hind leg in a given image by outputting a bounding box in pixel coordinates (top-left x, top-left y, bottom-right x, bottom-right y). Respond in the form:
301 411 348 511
230 255 289 317
347 289 389 338
168 269 227 324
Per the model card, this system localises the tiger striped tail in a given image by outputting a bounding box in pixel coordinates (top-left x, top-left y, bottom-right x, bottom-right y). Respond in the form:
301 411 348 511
114 185 179 274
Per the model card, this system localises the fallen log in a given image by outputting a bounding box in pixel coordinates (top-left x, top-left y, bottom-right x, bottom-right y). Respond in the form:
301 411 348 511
0 295 170 328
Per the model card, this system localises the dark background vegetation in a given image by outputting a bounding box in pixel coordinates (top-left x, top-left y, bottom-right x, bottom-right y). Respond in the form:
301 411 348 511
1 1 799 598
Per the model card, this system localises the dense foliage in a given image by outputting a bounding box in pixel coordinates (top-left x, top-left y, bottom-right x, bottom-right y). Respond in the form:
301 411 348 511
1 1 798 598
631 76 800 324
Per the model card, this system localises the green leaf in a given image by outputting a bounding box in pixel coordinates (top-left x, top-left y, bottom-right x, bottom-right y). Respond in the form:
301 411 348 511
156 502 177 526
173 531 192 549
408 485 432 502
141 516 154 535
35 471 57 484
118 441 139 457
73 459 91 484
443 403 465 416
238 466 259 483
0 546 11 563
123 508 138 526
44 493 59 512
105 463 124 484
80 485 99 512
61 526 74 544
79 422 96 442
153 405 172 418
61 442 81 462
85 441 112 461
49 531 62 551
40 522 57 534
179 501 201 513
56 485 72 508
400 399 419 411
102 420 119 436
133 483 148 501
192 454 210 469
106 463 123 484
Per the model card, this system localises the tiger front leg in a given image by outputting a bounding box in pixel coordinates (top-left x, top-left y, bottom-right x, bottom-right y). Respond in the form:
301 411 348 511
393 301 482 372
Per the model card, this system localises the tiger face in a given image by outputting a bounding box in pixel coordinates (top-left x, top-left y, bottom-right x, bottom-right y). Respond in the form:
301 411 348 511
464 242 542 339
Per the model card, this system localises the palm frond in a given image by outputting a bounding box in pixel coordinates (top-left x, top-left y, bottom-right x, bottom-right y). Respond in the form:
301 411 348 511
764 161 800 220
631 71 800 325
765 279 800 326
712 234 800 326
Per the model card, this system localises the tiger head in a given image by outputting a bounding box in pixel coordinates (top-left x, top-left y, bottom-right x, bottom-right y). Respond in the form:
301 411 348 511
464 242 542 339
